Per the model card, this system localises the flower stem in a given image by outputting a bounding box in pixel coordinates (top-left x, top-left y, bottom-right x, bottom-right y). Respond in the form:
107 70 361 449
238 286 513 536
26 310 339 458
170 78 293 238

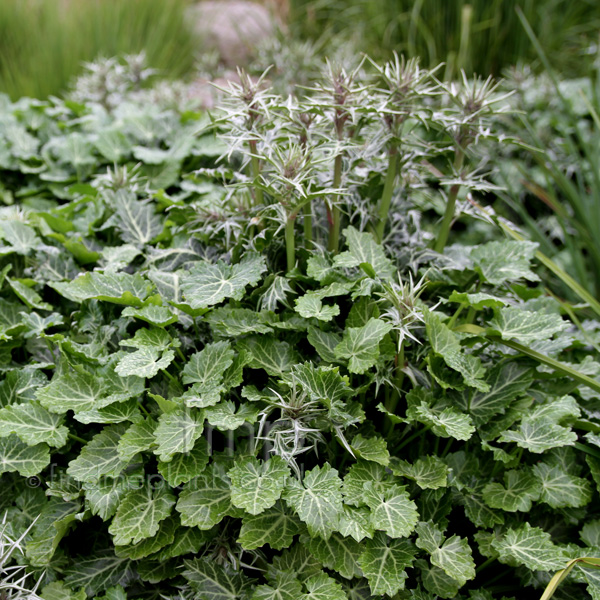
249 139 263 206
375 148 398 243
303 202 313 249
285 210 298 272
434 150 464 253
328 154 343 253
384 342 404 435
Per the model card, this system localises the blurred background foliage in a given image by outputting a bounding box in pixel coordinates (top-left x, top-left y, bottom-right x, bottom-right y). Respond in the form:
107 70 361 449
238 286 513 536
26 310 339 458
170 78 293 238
0 0 197 100
2 0 600 100
289 0 600 78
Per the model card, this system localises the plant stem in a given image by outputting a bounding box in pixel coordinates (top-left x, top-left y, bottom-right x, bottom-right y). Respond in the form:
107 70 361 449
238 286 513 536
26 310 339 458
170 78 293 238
384 343 405 435
455 323 600 395
434 150 464 253
285 210 298 272
476 556 496 574
374 148 398 243
249 139 263 206
396 425 431 452
161 369 177 385
303 202 313 249
68 433 87 444
328 154 343 253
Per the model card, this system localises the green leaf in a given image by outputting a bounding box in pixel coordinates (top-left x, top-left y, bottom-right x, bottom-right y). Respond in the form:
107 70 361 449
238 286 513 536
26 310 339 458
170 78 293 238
363 482 419 538
113 191 163 246
295 293 340 322
108 483 175 545
418 560 461 599
206 307 275 336
157 438 210 486
67 424 128 482
252 572 303 600
229 456 290 515
489 307 567 344
0 401 68 447
259 275 294 311
406 390 475 440
64 555 134 597
41 581 86 600
101 244 141 272
350 434 390 466
115 348 175 378
238 501 301 550
176 463 231 529
51 272 152 306
461 487 505 529
581 520 600 547
205 401 259 431
482 469 541 512
117 418 157 461
0 434 50 476
283 464 343 539
424 311 488 391
0 221 40 255
470 240 539 285
283 363 351 406
301 573 347 600
533 462 593 508
499 418 577 453
114 515 178 560
94 129 131 161
334 318 393 374
36 371 104 414
491 523 568 571
460 362 533 425
447 291 508 309
83 474 137 521
182 341 235 386
181 253 267 309
268 546 322 582
26 499 81 566
335 226 395 279
358 532 416 596
342 460 392 507
308 533 363 579
336 505 374 542
158 526 210 560
435 537 476 586
7 277 52 310
346 297 380 328
183 558 252 600
153 407 204 461
238 336 299 376
416 523 476 587
121 304 178 327
120 327 173 351
307 327 342 363
390 456 449 489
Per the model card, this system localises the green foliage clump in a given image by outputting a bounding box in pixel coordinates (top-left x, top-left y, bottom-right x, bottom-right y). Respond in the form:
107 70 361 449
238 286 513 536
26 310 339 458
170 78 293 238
0 55 599 600
0 0 197 100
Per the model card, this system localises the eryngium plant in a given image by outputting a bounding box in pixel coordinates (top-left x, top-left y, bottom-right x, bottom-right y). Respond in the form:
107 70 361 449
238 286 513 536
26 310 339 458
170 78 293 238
1 514 42 600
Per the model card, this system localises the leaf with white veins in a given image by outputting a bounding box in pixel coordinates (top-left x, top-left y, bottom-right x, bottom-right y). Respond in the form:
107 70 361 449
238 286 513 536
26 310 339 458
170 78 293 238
229 456 290 515
109 483 175 546
283 464 343 539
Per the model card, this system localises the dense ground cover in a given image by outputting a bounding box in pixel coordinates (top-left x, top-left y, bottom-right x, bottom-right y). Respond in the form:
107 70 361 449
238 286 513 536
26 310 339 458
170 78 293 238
1 51 600 600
